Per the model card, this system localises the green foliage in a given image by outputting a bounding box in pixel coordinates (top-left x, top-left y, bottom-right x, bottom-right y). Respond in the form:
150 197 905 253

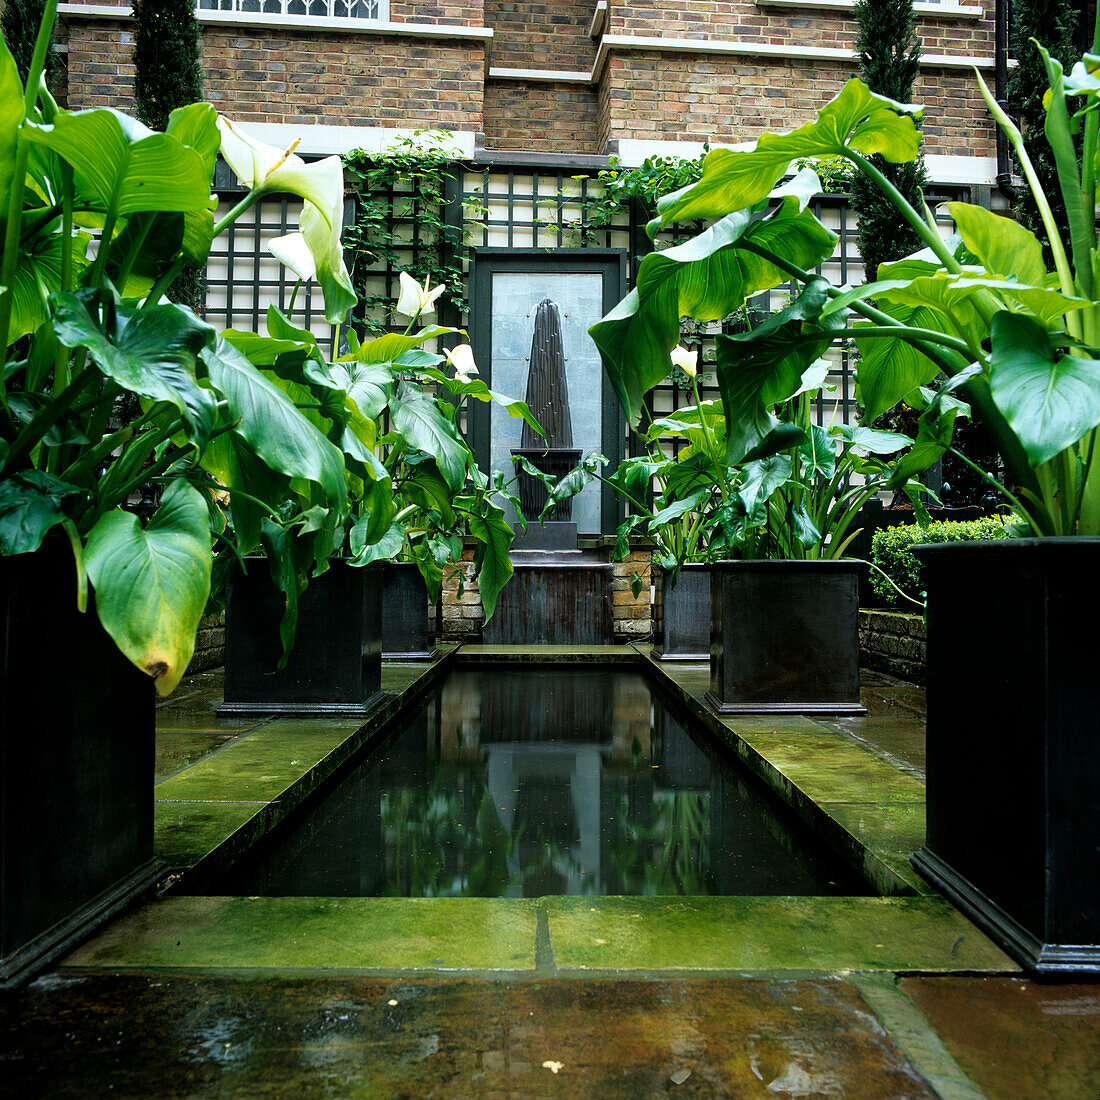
559 150 707 239
0 5 361 693
592 36 1100 542
870 515 1008 604
0 0 57 87
343 131 477 335
1008 0 1079 263
131 0 203 133
851 0 928 280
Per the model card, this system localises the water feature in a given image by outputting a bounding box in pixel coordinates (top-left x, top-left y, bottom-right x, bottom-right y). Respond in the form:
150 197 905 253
219 668 871 898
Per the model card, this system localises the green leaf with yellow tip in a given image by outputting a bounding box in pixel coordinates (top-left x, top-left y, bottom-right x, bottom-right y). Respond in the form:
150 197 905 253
85 479 212 695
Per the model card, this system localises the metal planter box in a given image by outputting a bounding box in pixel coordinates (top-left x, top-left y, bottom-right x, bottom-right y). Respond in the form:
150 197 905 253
221 559 383 717
705 559 865 716
0 546 159 989
912 538 1100 973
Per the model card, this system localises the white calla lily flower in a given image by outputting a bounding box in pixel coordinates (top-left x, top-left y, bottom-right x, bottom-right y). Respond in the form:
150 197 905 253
268 232 316 283
444 343 479 382
670 344 698 379
395 271 446 320
217 117 355 323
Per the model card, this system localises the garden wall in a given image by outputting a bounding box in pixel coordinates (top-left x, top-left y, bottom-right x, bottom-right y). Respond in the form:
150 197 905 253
185 612 226 675
440 543 653 643
858 609 926 685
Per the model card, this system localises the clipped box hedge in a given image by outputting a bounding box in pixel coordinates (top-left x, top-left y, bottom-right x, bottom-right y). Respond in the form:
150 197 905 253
870 516 1009 606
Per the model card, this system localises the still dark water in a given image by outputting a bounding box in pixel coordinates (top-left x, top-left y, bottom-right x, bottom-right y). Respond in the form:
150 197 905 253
223 669 870 898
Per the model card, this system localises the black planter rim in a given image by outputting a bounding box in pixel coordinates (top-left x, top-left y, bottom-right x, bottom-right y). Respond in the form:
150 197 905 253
710 557 866 574
913 536 1100 562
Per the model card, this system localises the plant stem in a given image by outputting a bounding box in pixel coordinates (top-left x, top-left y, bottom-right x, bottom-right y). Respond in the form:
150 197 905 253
843 149 962 274
1 366 96 475
0 0 60 376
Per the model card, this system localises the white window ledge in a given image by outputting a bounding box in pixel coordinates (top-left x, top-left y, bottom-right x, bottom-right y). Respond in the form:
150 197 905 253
758 0 984 19
593 34 998 78
488 67 591 83
57 4 493 43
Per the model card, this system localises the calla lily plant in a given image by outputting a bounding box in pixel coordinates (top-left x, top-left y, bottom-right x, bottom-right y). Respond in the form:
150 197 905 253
0 2 366 693
592 23 1100 542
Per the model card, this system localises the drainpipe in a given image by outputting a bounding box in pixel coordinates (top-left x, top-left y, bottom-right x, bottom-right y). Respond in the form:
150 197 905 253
995 0 1020 201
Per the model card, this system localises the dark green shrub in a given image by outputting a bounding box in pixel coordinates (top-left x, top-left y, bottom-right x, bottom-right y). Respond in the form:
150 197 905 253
1 0 60 87
870 517 1008 605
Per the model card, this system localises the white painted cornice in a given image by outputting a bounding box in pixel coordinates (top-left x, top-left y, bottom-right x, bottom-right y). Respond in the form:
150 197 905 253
58 4 493 42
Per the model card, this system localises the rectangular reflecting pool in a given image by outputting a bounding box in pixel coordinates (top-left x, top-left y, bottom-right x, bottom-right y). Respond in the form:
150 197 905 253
218 668 872 898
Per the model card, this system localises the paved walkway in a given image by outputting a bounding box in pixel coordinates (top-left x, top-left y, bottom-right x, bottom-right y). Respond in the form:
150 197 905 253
1 650 1097 1098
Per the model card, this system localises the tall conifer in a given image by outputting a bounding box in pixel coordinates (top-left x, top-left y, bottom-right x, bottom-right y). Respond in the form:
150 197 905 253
132 0 204 310
1 0 59 87
851 0 928 281
132 0 202 132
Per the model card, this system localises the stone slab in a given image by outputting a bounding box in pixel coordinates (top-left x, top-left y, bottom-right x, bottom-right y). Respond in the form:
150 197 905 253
543 896 1018 973
64 897 538 972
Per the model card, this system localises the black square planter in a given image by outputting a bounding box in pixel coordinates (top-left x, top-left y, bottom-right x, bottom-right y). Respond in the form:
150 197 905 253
705 559 866 715
1 547 160 990
382 562 441 660
652 563 710 661
220 559 384 717
912 538 1100 973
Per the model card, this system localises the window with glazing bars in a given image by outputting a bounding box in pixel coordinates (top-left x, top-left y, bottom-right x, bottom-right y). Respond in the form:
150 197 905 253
197 0 382 19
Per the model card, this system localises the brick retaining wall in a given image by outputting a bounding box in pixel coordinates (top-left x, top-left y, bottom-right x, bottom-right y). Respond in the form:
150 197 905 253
858 609 925 685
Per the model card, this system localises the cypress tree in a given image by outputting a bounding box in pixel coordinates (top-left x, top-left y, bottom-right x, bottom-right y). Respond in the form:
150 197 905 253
1007 0 1079 263
1 0 59 88
132 0 204 311
132 0 203 132
850 0 928 281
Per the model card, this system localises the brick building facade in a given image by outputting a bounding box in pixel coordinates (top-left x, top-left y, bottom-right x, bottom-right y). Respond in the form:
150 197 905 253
57 0 999 171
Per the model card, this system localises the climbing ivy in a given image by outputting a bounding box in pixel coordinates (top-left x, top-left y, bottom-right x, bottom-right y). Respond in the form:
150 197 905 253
343 131 484 336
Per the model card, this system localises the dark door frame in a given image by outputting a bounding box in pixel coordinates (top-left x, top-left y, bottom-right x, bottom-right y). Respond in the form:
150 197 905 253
469 247 628 535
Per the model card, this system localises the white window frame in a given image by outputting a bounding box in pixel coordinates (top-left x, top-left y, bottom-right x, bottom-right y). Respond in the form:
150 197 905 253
196 0 389 22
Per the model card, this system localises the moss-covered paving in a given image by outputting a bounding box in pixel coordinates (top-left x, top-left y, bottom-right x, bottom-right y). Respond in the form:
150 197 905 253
44 648 1100 1098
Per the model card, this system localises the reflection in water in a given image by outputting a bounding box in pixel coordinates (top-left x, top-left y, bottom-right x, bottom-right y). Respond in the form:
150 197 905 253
226 670 869 899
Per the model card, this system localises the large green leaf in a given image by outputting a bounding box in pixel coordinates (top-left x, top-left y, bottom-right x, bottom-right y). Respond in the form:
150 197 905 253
0 38 25 213
853 296 950 422
738 455 792 516
947 202 1047 286
26 108 215 217
53 291 218 447
656 79 922 227
201 337 348 510
591 173 837 426
390 382 470 490
463 497 514 622
84 480 212 695
715 278 846 462
0 471 83 555
420 367 545 438
987 311 1100 467
9 223 92 342
344 324 461 366
330 359 393 421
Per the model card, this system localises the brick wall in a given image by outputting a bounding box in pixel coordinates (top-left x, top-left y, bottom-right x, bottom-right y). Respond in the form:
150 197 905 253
858 609 926 685
482 79 600 151
484 0 596 70
64 18 487 127
185 611 226 674
605 0 993 53
599 51 998 159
